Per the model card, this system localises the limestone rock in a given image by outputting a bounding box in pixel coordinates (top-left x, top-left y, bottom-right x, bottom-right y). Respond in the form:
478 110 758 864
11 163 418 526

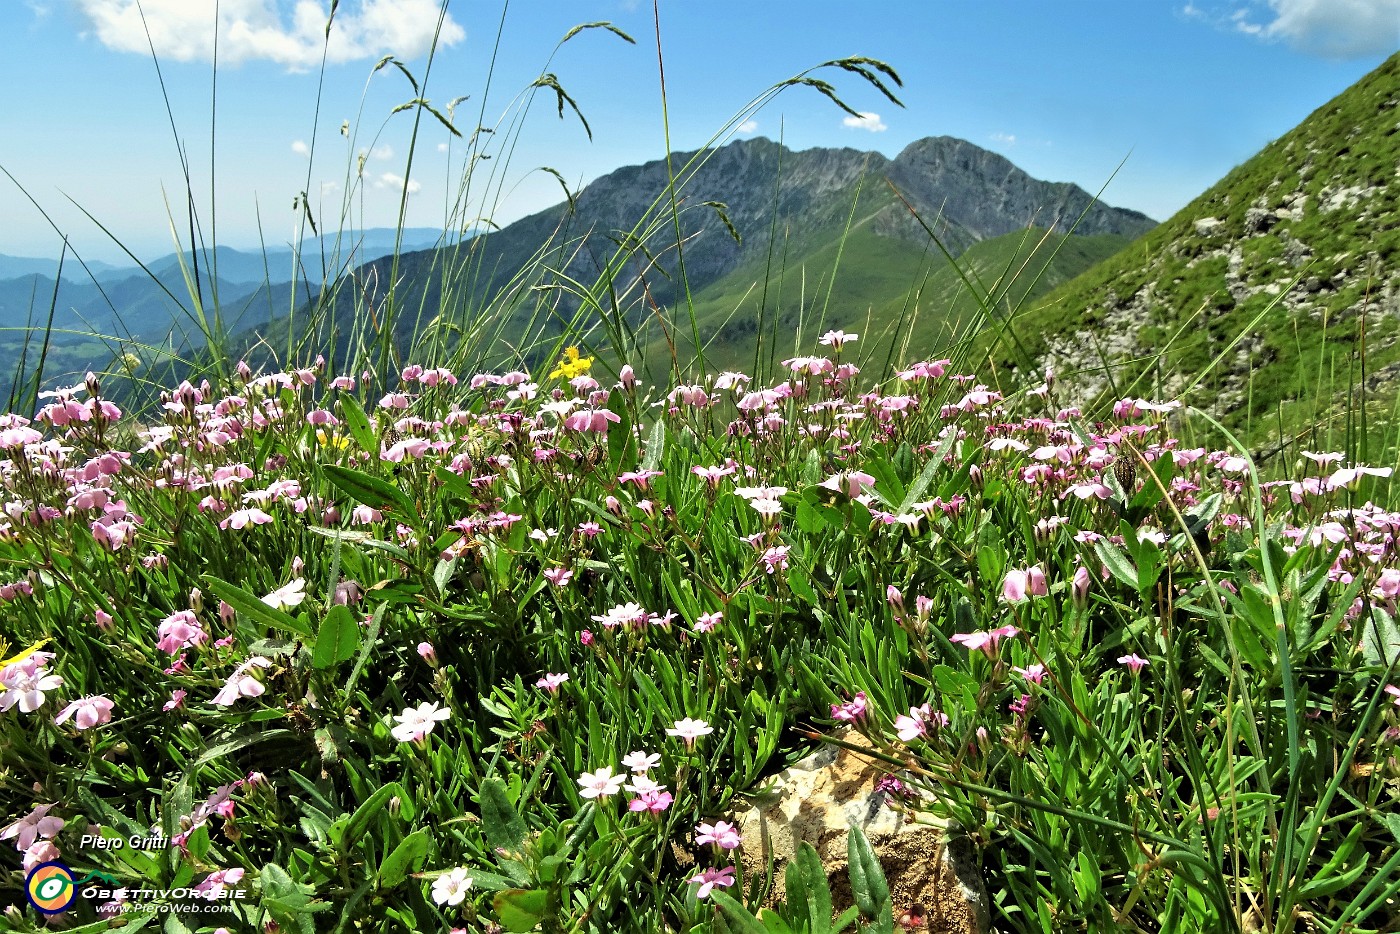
735 732 989 934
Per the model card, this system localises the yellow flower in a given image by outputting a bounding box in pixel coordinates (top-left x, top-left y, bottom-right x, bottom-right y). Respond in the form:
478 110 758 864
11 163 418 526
0 636 49 669
549 346 594 380
316 430 352 450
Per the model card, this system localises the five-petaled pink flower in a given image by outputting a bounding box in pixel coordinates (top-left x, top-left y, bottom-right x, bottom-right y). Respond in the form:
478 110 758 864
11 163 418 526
535 673 569 693
0 655 64 713
1013 664 1047 684
950 625 1020 657
689 866 736 899
54 695 114 730
1386 684 1400 707
1117 654 1149 675
1 804 64 852
695 820 742 850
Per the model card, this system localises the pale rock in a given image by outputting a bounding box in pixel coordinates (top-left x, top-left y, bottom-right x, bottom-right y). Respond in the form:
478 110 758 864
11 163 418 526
735 731 989 934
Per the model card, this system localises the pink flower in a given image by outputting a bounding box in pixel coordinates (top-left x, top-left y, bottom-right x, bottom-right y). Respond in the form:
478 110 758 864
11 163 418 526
211 657 272 706
1386 685 1400 707
164 689 187 711
417 642 437 666
564 408 621 433
54 695 114 730
693 612 723 633
695 820 742 850
94 608 115 633
157 611 208 655
1013 664 1047 684
894 704 932 742
760 546 790 574
689 866 736 900
352 504 383 525
831 692 868 722
544 567 574 587
1002 567 1047 603
535 672 570 693
628 790 674 813
819 471 877 499
2 804 64 851
577 767 627 799
1117 653 1149 675
219 507 274 531
23 840 60 873
949 625 1020 657
0 657 63 713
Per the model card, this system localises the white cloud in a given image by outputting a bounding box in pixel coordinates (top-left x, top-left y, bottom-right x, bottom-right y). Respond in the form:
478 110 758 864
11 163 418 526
319 180 339 194
990 131 1017 145
73 0 465 70
1191 0 1399 58
375 171 420 194
436 141 449 152
738 119 758 134
291 139 310 156
841 111 886 133
370 144 394 161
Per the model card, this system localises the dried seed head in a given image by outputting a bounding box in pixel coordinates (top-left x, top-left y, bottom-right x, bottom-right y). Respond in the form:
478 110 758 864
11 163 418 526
1114 452 1138 494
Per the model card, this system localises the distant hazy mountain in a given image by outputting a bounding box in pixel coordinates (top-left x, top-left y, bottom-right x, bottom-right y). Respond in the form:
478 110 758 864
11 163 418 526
0 228 465 403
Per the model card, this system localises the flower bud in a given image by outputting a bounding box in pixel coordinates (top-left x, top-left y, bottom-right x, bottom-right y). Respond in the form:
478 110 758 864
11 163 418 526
1071 565 1091 610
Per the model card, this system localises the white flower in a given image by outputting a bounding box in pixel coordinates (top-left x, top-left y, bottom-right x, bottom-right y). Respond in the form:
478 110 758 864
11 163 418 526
261 578 306 611
391 701 451 743
577 766 627 799
430 866 473 906
621 750 661 773
666 718 714 743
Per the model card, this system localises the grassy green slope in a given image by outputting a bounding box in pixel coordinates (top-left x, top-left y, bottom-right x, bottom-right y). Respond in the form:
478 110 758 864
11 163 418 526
990 52 1400 447
642 221 1135 379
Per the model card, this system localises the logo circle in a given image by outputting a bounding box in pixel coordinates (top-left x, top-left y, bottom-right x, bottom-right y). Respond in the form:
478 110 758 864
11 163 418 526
25 861 76 914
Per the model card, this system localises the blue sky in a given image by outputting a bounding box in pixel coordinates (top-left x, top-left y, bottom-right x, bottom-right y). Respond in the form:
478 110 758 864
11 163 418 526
0 0 1395 264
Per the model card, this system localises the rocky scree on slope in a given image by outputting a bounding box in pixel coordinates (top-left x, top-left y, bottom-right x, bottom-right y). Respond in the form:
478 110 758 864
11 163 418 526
1026 52 1400 429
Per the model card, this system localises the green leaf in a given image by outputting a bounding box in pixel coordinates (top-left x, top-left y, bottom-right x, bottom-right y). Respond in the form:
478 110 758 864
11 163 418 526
640 416 666 472
793 842 833 932
493 888 549 932
338 394 378 456
1093 540 1139 590
377 829 430 889
201 575 311 638
1362 607 1400 668
343 782 404 851
606 392 636 474
846 823 890 921
708 891 769 934
311 604 360 669
480 777 528 852
323 463 415 517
